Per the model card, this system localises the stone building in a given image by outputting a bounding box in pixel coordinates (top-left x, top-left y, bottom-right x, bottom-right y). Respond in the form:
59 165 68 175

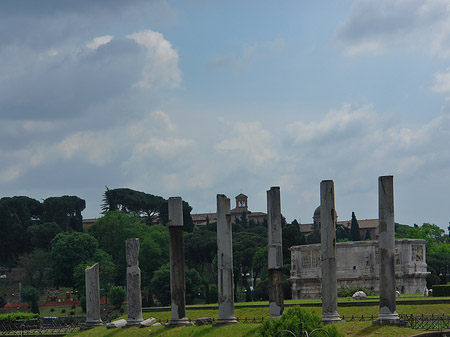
289 239 429 299
299 206 379 240
191 193 267 226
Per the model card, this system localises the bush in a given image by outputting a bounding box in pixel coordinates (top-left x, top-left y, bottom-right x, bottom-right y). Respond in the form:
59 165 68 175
433 284 450 297
109 286 126 309
71 303 76 309
258 306 341 337
50 308 55 312
61 308 65 313
80 296 86 313
337 285 377 297
69 311 75 316
0 313 39 323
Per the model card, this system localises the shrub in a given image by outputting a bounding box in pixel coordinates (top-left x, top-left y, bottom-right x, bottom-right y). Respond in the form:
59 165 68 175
0 313 39 323
337 285 377 297
433 285 450 297
109 286 126 309
71 303 76 309
69 311 75 316
258 306 342 337
50 308 55 312
61 309 65 313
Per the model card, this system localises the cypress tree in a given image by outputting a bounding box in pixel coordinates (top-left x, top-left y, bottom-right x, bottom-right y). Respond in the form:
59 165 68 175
350 211 361 241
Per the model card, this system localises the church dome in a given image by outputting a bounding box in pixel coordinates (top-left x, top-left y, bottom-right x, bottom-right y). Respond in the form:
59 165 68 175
313 206 321 218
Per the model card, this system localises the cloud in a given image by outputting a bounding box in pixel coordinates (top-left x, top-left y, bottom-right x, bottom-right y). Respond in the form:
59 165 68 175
433 68 450 99
0 30 180 121
335 0 450 57
205 37 285 71
127 30 181 88
215 120 279 166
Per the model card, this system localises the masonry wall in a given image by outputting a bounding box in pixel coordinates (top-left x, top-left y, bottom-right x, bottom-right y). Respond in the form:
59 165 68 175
289 239 428 299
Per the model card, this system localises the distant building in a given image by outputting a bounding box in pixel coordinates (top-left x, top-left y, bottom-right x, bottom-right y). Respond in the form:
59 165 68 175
299 206 379 240
191 193 267 226
289 239 429 299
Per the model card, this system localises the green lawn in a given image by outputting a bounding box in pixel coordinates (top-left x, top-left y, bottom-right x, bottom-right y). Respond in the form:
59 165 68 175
68 301 450 337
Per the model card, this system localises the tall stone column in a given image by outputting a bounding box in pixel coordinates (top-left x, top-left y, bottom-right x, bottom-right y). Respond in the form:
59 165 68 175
376 175 399 324
320 180 341 323
267 186 284 317
166 197 193 327
216 194 238 325
84 263 103 328
125 238 143 326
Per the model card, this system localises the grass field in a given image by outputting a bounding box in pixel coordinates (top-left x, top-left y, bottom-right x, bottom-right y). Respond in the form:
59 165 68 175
68 299 450 337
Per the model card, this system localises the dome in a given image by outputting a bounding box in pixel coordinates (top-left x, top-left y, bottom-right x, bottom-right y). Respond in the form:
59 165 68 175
313 206 321 218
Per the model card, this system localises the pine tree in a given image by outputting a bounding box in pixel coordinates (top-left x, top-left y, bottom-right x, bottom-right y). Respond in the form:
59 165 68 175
350 211 361 241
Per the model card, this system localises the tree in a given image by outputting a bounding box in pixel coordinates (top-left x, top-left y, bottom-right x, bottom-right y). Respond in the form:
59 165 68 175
150 263 204 306
350 212 361 241
50 232 98 286
90 211 149 284
109 286 126 309
42 196 85 232
0 294 5 308
102 188 165 225
21 286 40 314
18 249 50 290
0 196 42 264
26 222 62 251
282 220 306 265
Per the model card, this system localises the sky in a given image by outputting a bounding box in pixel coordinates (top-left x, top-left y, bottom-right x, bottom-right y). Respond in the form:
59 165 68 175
1 0 450 229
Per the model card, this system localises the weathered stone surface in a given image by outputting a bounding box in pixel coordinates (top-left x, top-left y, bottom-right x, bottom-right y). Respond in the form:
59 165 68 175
423 288 429 297
85 263 102 327
267 186 284 317
320 180 341 324
289 239 429 299
352 291 367 300
139 317 156 328
215 194 238 325
126 238 143 326
195 317 213 326
106 319 127 329
376 175 399 324
166 197 193 327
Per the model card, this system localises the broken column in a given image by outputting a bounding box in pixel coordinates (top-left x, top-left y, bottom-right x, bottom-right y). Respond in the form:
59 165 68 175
84 263 103 328
166 197 193 327
215 194 238 325
376 175 399 324
267 186 284 317
125 238 143 326
320 180 341 323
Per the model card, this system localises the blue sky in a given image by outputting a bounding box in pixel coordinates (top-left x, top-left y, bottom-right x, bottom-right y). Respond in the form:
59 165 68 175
1 0 450 229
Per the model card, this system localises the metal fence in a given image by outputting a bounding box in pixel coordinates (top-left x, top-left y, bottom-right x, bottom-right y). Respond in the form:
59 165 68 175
0 317 81 336
402 314 450 331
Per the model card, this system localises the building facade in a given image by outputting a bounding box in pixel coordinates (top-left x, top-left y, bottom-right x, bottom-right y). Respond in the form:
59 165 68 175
289 239 429 299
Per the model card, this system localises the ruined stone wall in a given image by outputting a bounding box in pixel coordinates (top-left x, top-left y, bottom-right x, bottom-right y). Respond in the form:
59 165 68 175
289 239 428 299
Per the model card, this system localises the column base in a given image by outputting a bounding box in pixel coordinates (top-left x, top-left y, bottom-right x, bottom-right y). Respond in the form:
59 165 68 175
214 317 239 326
322 312 341 324
165 317 194 327
81 321 104 330
373 314 400 325
124 319 144 327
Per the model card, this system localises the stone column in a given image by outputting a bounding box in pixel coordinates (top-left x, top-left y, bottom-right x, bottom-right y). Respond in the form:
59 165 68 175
320 180 341 323
84 263 103 328
376 175 399 324
166 197 193 327
267 186 284 317
215 194 238 325
125 238 143 326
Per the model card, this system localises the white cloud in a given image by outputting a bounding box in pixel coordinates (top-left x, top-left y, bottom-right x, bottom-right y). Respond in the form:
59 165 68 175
215 120 279 166
335 0 450 58
86 35 114 50
127 30 181 88
433 68 450 98
286 104 376 145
